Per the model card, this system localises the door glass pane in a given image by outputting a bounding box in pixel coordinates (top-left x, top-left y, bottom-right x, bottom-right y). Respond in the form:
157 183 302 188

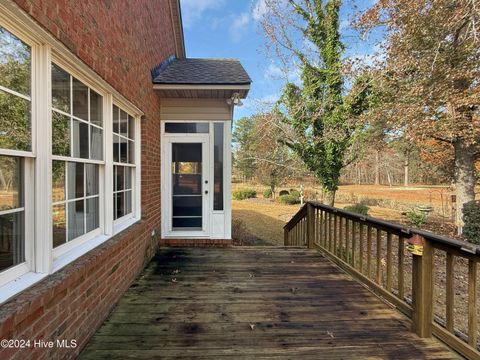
165 123 209 133
172 143 202 230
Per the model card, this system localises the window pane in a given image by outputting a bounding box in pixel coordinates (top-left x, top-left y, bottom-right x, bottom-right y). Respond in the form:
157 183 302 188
113 135 120 162
0 156 22 211
120 137 127 163
0 211 25 270
128 115 135 140
86 197 99 232
90 126 103 160
52 111 70 156
52 161 66 202
86 164 99 196
119 110 128 137
115 191 124 220
52 204 66 248
67 162 84 200
125 167 132 190
51 64 70 112
0 27 31 96
125 190 132 215
115 166 124 191
72 78 88 120
165 123 209 133
214 123 224 211
72 120 89 158
67 200 85 240
128 140 134 164
0 89 31 151
90 89 102 126
113 105 119 133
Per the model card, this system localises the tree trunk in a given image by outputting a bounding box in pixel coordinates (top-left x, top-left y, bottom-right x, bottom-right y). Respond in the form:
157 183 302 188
375 150 380 185
324 190 336 207
453 138 476 234
404 151 409 187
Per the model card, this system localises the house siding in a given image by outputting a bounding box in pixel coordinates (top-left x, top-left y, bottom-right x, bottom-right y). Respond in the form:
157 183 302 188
0 0 177 358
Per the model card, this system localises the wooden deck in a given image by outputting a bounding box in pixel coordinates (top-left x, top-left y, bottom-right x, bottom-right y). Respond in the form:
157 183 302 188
80 247 459 359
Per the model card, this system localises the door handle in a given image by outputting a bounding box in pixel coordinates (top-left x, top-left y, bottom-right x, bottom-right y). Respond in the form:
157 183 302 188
205 190 209 194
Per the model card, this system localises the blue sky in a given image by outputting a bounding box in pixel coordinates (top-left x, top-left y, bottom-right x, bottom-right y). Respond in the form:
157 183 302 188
181 0 381 121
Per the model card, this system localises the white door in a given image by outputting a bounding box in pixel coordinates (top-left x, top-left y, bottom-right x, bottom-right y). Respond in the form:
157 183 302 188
165 136 210 237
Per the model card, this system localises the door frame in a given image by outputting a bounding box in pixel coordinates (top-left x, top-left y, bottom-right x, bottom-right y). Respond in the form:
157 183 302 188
161 134 211 238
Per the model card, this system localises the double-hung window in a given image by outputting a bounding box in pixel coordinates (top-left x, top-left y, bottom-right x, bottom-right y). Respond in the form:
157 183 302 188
0 8 142 297
51 64 104 254
0 26 33 283
112 105 136 221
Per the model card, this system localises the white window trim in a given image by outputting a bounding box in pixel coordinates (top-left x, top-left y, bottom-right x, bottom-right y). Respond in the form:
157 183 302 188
0 3 144 303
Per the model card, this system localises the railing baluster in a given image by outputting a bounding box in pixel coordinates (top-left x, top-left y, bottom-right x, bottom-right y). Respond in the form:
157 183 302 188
345 219 350 263
386 232 393 292
446 252 455 332
328 212 332 252
376 229 382 285
468 259 477 347
398 236 405 300
359 223 364 273
339 216 344 257
334 214 338 255
352 221 357 268
367 226 372 278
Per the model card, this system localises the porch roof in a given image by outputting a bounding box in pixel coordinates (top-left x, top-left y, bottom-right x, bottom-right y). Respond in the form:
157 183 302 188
152 57 251 99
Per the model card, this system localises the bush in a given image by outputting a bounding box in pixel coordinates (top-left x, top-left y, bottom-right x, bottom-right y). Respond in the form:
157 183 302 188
290 190 301 198
263 188 273 198
232 188 257 200
463 201 480 245
344 203 369 216
279 194 301 205
279 190 290 196
405 209 427 227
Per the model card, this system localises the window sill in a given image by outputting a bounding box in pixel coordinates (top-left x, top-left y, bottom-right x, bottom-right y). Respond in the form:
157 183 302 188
0 217 141 305
0 272 48 305
53 217 140 273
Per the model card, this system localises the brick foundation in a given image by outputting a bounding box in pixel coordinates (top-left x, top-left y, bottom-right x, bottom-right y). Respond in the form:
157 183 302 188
0 222 160 359
160 239 232 247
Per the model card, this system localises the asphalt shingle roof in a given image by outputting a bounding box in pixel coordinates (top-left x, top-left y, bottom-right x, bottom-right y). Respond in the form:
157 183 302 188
152 58 251 85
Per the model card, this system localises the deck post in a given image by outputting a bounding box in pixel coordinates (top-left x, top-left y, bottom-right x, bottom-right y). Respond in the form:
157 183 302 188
411 235 434 338
306 202 315 249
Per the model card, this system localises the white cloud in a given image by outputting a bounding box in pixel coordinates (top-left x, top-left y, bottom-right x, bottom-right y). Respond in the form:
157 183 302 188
264 64 284 79
181 0 225 28
230 12 251 42
252 0 268 21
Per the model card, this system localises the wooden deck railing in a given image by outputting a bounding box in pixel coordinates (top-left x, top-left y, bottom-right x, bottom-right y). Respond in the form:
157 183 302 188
284 201 480 359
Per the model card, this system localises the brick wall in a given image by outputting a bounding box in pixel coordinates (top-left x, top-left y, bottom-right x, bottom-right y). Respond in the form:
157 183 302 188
0 0 177 358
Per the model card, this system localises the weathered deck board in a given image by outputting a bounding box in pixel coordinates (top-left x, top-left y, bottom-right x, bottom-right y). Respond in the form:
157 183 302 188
80 247 460 359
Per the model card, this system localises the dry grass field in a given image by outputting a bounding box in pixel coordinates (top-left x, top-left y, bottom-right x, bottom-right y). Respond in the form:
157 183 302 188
231 183 477 246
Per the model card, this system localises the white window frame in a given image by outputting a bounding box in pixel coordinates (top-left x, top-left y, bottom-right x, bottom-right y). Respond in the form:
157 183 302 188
0 3 143 303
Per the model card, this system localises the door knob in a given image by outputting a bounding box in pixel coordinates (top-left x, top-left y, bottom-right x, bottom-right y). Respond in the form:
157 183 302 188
205 190 209 194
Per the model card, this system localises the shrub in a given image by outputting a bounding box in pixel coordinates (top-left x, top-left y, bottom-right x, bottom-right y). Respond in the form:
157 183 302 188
290 190 301 198
463 201 480 245
232 188 257 200
405 209 427 227
279 194 301 205
263 188 273 198
279 190 290 196
344 203 369 216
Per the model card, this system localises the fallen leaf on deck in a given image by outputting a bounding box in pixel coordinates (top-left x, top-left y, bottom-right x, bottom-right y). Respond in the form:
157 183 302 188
249 324 255 330
327 331 334 338
171 278 177 283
